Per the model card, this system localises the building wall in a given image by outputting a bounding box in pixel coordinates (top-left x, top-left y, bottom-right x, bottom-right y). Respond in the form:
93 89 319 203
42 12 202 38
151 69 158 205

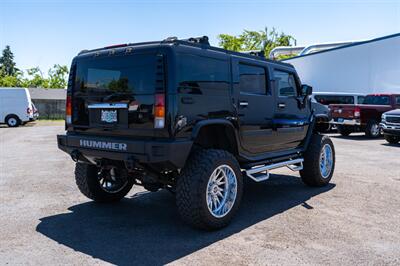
285 35 400 93
32 99 65 119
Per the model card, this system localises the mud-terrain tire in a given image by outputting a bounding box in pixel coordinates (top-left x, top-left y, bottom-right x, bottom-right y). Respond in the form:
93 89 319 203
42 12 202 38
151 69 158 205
337 125 352 136
365 120 380 138
176 148 243 230
300 134 335 187
5 115 20 127
75 163 134 203
384 135 399 144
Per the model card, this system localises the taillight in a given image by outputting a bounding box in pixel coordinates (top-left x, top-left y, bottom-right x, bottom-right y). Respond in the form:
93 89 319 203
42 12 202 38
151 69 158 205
66 95 72 124
27 107 32 114
154 93 165 128
354 107 361 118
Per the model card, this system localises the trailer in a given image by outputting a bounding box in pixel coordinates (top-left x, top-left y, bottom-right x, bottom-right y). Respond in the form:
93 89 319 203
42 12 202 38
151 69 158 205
283 33 400 94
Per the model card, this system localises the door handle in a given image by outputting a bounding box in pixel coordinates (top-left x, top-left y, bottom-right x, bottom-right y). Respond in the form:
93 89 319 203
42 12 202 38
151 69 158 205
181 97 194 104
278 103 286 109
239 101 249 107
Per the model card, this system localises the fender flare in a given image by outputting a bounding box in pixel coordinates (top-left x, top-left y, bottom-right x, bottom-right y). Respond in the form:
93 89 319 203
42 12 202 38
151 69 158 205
191 119 240 154
191 119 238 140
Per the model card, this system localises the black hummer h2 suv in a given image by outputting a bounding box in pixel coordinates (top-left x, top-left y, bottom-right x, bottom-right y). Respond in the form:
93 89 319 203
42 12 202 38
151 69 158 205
58 36 335 230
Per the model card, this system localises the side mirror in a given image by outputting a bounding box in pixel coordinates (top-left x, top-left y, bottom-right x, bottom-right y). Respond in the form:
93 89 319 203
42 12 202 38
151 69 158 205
301 84 313 96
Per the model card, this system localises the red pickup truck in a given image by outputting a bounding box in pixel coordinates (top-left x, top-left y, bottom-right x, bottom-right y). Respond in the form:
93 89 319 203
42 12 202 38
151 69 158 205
330 94 400 138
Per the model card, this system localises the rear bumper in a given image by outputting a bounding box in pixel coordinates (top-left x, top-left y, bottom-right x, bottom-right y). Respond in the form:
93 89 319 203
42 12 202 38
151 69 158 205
330 118 361 126
380 123 400 137
57 134 193 169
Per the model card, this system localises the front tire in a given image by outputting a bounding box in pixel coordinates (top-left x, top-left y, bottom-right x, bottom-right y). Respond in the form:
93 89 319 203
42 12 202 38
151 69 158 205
176 148 243 230
75 163 134 203
384 135 399 144
300 134 335 187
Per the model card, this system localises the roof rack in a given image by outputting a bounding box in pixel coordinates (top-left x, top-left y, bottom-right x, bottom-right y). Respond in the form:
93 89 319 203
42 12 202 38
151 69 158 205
242 50 265 58
77 36 292 67
163 35 210 46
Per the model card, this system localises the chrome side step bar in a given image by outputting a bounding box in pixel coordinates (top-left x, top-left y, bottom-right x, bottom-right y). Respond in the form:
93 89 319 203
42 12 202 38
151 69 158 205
245 158 304 182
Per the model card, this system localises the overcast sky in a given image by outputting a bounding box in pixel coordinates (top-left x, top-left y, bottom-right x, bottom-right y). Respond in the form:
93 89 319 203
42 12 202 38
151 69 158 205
1 0 399 75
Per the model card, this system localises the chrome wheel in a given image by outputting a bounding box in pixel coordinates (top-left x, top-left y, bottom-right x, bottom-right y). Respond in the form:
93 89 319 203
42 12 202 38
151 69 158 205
370 123 380 136
206 165 237 218
319 144 333 178
98 168 129 193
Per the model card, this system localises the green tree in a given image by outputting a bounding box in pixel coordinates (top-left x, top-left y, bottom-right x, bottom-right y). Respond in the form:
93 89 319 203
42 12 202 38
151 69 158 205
23 67 49 88
0 45 19 76
0 45 69 88
218 27 296 60
0 74 21 87
48 64 69 88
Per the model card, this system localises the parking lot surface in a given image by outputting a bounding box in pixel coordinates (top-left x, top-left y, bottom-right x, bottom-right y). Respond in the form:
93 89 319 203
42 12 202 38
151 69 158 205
1 122 399 265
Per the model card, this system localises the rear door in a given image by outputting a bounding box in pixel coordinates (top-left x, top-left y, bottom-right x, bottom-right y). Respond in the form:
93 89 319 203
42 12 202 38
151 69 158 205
71 51 167 137
272 69 310 150
233 58 276 154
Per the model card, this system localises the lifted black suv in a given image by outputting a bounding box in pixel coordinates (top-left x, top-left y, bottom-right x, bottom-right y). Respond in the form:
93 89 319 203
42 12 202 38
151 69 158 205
58 36 335 230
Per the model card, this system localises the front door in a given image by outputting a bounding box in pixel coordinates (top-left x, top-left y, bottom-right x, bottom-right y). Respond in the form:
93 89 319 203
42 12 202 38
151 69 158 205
272 69 310 150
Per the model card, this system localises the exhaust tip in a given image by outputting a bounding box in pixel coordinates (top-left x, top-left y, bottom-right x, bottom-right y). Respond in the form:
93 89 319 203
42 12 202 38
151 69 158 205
70 150 81 162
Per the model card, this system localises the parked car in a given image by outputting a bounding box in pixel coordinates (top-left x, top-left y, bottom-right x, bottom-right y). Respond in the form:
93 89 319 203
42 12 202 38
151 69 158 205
330 94 400 138
0 87 38 127
311 92 366 131
57 36 335 230
311 92 366 106
380 109 400 144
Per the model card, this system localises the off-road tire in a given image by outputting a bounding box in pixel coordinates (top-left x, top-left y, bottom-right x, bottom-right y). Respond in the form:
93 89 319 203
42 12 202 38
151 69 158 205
365 120 380 138
384 135 399 144
300 134 335 187
75 163 134 203
176 148 243 230
5 115 21 127
337 125 352 136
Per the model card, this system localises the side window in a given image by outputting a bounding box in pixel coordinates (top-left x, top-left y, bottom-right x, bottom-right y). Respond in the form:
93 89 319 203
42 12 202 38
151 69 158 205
274 70 298 97
358 96 365 104
238 64 267 94
177 54 229 94
314 95 354 105
395 96 400 106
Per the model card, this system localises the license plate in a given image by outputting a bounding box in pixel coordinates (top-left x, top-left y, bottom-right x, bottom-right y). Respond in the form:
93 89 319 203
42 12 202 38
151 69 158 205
101 110 118 123
338 118 344 123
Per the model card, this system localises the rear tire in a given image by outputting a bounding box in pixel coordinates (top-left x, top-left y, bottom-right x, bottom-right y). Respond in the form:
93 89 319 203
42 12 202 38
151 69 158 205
75 163 134 203
337 125 352 136
5 115 21 127
176 148 243 230
365 120 380 138
384 135 399 144
300 134 335 187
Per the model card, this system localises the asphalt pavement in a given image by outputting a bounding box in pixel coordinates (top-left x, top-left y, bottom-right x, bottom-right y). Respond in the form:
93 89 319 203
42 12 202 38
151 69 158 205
0 122 399 265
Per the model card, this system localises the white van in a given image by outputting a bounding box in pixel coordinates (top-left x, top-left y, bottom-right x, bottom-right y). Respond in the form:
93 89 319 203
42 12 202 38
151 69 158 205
0 87 39 127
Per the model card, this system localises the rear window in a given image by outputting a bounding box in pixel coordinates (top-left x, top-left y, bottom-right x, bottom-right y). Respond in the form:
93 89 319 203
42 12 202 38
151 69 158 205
176 54 229 94
314 95 354 105
363 95 390 105
74 53 157 96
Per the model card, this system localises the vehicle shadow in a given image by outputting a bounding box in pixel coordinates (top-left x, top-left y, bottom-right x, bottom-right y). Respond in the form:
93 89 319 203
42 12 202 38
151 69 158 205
36 174 335 265
381 142 400 147
330 134 381 141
